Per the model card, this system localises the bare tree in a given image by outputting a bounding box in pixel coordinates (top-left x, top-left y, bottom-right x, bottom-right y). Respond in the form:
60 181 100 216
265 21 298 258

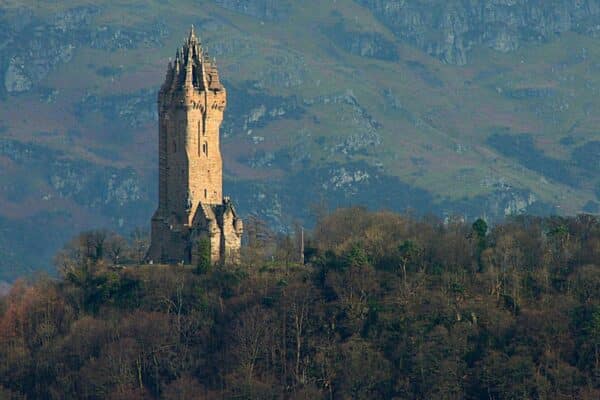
129 228 150 264
105 234 129 265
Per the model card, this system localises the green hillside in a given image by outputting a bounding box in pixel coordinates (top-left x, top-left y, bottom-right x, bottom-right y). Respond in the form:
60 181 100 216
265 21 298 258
0 0 599 279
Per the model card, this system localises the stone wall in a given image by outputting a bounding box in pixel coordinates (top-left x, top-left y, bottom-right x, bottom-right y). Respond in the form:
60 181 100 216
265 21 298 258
220 201 243 264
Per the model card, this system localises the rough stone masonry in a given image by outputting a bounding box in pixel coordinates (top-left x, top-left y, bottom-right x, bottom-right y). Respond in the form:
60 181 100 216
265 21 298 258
148 27 243 265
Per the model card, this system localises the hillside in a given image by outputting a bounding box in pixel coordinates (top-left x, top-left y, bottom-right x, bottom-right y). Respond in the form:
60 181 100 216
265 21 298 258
1 0 600 279
1 209 599 399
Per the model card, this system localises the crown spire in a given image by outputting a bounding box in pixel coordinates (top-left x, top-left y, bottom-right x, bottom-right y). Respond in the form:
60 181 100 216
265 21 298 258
188 25 197 44
161 26 224 93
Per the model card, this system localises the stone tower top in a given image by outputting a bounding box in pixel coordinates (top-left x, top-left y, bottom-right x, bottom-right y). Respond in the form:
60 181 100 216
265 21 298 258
161 26 223 96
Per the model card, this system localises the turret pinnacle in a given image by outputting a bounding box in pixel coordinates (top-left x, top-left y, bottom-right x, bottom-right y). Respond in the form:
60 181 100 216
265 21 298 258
188 25 198 45
164 61 173 89
184 46 194 90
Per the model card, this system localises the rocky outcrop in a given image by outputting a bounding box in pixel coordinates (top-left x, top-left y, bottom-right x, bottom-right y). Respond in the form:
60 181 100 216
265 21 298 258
223 81 305 137
305 91 382 156
448 186 550 218
89 22 169 51
325 22 399 61
0 7 168 94
4 57 32 92
75 89 158 127
1 6 96 93
0 139 150 218
357 0 600 65
213 0 291 21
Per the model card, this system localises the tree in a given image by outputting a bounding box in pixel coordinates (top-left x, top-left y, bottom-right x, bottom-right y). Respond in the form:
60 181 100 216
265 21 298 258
3 208 600 399
398 240 422 285
0 386 25 400
195 237 211 274
243 214 276 265
229 305 270 385
335 339 392 399
83 230 109 262
54 230 114 276
472 218 488 271
472 218 488 241
163 375 209 400
586 307 600 372
129 228 150 264
106 234 129 265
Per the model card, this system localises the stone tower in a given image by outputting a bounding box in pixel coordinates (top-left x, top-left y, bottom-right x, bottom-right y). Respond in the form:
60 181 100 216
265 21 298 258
148 27 243 265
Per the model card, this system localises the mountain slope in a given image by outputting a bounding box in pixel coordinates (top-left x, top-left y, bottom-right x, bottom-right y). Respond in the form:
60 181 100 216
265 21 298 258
0 0 599 279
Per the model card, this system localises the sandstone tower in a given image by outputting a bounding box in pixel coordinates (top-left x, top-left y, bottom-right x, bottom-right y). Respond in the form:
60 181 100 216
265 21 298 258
148 27 243 265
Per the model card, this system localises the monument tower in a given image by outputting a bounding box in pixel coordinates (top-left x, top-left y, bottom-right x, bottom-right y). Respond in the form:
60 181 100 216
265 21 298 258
148 27 243 265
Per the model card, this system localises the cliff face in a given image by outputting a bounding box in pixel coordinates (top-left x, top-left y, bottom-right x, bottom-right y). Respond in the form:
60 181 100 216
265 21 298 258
357 0 600 64
212 0 290 21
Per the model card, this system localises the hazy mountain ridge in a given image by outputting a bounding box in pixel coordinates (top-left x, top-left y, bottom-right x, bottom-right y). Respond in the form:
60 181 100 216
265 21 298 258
358 0 600 65
0 0 598 279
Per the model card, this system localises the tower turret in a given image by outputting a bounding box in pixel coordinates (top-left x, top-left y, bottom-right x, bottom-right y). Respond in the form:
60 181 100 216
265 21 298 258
184 51 194 91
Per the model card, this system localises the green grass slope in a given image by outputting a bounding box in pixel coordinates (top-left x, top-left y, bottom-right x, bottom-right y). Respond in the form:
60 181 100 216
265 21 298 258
0 0 599 279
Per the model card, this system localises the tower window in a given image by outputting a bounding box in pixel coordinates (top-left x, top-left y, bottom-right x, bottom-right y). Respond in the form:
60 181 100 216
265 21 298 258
202 142 208 156
204 189 207 198
199 120 205 136
198 121 204 156
173 140 177 153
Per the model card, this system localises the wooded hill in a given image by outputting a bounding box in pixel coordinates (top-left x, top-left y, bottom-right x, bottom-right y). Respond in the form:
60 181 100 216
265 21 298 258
1 208 600 399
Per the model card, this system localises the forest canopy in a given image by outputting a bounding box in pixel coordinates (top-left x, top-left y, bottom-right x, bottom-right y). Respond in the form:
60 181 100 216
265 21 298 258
1 208 600 399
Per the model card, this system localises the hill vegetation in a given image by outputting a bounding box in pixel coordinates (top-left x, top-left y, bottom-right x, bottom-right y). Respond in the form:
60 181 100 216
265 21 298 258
1 208 599 399
1 0 600 279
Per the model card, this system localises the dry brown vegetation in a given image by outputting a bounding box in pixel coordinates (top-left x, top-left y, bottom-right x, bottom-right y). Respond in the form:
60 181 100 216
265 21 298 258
1 208 600 399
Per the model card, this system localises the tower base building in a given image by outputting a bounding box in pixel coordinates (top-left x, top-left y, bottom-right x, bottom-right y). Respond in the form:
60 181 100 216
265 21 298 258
150 197 242 265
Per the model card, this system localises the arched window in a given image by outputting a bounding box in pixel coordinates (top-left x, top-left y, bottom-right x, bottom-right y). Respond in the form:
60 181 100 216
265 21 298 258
204 189 207 199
